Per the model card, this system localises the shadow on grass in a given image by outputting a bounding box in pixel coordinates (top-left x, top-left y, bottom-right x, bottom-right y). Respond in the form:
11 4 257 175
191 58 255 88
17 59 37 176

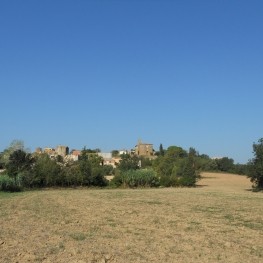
245 188 263 192
195 184 208 188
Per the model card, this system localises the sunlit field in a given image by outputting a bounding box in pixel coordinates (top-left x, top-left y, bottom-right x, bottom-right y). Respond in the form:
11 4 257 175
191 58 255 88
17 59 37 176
0 173 262 263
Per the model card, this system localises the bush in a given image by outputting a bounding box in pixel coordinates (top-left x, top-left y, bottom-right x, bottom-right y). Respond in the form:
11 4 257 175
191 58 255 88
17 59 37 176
178 176 197 187
19 170 43 188
0 175 23 192
111 169 159 188
90 167 108 187
159 175 180 187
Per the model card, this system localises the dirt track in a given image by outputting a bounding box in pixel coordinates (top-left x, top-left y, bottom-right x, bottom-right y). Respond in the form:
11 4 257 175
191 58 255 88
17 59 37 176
0 173 262 262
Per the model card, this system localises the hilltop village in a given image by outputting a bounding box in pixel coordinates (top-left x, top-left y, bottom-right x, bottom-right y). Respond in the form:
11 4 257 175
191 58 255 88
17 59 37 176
1 138 254 191
34 140 156 167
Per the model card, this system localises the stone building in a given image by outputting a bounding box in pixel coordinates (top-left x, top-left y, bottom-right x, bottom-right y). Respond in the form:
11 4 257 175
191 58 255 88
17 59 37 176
35 147 42 154
134 140 154 157
43 147 56 155
56 145 69 157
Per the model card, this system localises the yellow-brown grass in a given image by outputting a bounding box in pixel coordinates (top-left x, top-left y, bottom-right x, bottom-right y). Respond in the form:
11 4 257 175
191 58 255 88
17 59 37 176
0 173 262 262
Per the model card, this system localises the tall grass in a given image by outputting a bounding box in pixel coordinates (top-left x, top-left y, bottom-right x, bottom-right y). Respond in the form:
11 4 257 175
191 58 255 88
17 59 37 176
111 169 160 188
0 174 23 192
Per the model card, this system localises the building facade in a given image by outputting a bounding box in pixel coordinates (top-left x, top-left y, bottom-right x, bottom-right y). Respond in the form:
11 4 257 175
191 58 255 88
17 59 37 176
135 140 154 157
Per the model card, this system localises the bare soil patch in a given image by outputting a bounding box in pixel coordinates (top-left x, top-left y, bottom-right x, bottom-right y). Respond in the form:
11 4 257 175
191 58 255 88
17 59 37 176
0 173 262 262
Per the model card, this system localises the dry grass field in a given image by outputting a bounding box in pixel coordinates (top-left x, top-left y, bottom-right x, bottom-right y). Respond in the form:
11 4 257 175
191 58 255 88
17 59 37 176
0 173 262 263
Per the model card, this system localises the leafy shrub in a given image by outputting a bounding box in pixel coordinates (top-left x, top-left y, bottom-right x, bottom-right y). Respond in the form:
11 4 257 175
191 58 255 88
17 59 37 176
178 176 197 187
117 154 140 172
111 169 159 188
19 170 43 188
90 167 108 187
0 175 23 192
159 175 180 187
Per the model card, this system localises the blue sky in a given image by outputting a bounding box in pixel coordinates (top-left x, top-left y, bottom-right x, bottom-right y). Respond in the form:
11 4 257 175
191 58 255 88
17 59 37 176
1 0 263 163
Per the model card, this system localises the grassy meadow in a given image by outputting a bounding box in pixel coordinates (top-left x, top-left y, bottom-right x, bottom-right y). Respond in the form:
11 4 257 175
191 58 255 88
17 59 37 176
0 173 262 262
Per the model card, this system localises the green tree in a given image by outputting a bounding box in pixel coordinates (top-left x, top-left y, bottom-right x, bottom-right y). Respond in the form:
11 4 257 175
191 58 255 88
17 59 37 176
139 156 153 169
7 149 34 183
153 145 200 187
215 157 234 172
248 138 263 189
78 148 107 186
153 155 174 177
90 166 108 186
153 146 187 178
88 154 103 167
189 147 198 158
31 154 62 187
117 154 139 172
62 162 83 186
78 149 92 185
232 163 248 175
101 164 114 175
203 159 218 171
180 155 200 186
166 146 188 159
159 144 164 156
0 152 4 169
0 140 26 168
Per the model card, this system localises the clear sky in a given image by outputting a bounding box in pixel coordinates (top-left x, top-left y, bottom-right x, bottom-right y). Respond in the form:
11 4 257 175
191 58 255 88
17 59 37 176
1 0 263 163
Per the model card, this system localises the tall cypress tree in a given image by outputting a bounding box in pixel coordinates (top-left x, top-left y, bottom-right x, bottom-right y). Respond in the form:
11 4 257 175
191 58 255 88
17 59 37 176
159 144 164 156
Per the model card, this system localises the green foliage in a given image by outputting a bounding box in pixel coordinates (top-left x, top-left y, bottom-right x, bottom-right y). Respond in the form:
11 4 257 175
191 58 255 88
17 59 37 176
81 148 100 153
90 167 108 187
152 146 200 187
215 157 234 172
0 140 26 168
117 154 140 172
153 146 189 178
139 156 153 169
202 159 218 171
6 149 34 184
172 156 199 187
56 155 64 163
20 169 44 188
111 169 159 188
0 152 4 169
189 147 198 158
63 163 83 186
88 154 103 167
159 144 165 156
31 154 62 187
153 156 173 177
77 149 107 187
3 140 249 190
101 164 114 176
78 153 92 184
232 163 248 175
193 154 247 175
247 138 263 189
166 146 188 159
0 175 23 192
178 174 198 187
159 175 179 187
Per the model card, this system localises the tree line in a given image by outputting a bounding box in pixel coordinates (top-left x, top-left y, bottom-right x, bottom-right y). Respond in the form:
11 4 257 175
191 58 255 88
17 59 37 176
0 139 263 191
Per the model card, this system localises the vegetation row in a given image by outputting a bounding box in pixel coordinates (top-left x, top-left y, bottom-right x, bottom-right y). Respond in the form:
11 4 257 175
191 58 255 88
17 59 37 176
0 138 263 192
